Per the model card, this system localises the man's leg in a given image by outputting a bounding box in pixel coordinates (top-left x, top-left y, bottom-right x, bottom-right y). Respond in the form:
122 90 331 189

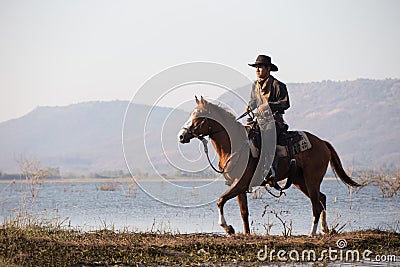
263 117 286 185
271 119 284 176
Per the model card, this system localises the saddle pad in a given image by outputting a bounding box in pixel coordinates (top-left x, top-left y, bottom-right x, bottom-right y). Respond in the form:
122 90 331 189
276 131 312 157
298 131 312 152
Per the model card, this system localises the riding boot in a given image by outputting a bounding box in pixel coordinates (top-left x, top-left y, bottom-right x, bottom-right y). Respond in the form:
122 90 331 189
270 154 279 186
261 155 278 187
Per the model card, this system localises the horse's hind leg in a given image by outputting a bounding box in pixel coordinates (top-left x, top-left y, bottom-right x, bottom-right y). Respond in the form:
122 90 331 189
308 186 323 236
319 192 329 233
293 170 325 236
237 193 250 234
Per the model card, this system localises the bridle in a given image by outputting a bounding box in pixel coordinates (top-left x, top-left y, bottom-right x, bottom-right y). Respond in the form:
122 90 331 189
181 116 224 140
181 116 226 174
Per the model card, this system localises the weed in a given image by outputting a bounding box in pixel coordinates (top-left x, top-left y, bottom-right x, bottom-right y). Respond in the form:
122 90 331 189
98 182 118 191
1 224 398 266
358 168 400 198
16 156 49 206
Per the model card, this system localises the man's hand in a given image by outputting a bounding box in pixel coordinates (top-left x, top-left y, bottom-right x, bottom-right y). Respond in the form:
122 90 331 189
257 103 271 115
246 106 252 113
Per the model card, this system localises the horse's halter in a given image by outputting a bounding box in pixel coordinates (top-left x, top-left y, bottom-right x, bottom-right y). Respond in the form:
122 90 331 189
181 116 207 139
180 112 226 173
182 115 224 140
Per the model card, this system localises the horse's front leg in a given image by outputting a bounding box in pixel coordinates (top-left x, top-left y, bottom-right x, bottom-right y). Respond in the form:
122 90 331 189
217 196 235 235
217 178 248 235
237 193 250 234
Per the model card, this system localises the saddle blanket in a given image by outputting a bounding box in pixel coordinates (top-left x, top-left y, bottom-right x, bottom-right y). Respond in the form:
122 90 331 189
276 131 312 157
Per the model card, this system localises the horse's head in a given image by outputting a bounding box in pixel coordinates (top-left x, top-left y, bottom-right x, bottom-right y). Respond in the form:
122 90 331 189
178 96 214 143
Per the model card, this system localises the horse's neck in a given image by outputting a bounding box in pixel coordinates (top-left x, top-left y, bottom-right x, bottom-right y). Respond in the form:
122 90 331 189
210 124 246 161
210 131 230 159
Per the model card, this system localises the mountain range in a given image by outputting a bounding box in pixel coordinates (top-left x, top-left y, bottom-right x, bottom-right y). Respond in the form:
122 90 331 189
0 79 399 175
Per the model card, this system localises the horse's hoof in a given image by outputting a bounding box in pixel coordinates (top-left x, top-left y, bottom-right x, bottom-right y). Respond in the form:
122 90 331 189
328 229 337 235
227 225 235 235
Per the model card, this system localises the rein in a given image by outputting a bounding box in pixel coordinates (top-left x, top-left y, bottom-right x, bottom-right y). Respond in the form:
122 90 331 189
182 116 228 174
199 137 225 174
199 136 248 175
195 117 247 175
196 117 230 174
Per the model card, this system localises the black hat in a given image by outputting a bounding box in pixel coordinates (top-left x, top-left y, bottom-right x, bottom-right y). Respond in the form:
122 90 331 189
248 55 278 71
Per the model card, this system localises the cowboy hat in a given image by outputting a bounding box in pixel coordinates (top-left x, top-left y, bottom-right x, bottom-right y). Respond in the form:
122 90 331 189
248 55 278 71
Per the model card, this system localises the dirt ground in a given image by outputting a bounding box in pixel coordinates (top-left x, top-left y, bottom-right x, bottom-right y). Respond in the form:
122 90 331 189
1 227 399 266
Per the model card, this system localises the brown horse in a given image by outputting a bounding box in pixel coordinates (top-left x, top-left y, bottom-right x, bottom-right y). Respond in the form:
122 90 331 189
178 96 360 236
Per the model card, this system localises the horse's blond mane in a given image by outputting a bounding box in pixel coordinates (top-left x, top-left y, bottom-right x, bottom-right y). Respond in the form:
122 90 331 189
201 100 243 128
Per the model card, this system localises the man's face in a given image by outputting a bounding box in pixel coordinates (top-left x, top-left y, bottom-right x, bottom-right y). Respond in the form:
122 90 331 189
255 64 270 79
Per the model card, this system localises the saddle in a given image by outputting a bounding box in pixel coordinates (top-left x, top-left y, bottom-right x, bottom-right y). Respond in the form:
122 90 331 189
277 131 312 157
277 131 302 146
246 126 312 159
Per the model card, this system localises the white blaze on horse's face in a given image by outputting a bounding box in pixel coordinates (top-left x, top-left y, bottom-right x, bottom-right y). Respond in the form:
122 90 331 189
178 108 201 144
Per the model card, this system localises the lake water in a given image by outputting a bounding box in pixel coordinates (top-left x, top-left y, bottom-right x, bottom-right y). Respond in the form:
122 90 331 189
1 178 399 236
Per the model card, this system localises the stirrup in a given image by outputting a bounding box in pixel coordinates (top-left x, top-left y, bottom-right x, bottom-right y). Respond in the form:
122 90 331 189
262 168 276 187
270 167 276 178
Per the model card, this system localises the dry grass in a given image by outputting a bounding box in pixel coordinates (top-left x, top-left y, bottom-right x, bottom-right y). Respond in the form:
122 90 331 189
15 156 50 203
0 224 399 266
98 182 118 191
358 169 400 198
95 178 138 196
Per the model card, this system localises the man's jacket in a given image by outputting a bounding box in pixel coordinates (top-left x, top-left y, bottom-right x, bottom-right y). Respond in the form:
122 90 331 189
248 75 290 114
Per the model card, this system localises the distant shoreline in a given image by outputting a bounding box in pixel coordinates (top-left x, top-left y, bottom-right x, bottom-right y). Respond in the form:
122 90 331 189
0 176 340 184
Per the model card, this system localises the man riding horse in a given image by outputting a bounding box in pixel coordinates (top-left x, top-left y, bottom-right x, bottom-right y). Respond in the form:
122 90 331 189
246 54 290 184
178 57 360 236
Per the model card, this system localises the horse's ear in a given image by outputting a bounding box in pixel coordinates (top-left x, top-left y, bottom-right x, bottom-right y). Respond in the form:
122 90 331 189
195 95 199 105
200 96 206 105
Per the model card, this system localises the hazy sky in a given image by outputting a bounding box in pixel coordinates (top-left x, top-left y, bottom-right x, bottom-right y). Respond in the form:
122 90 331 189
1 0 399 122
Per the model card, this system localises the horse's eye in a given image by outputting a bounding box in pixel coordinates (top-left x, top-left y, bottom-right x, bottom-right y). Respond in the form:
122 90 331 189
194 108 202 114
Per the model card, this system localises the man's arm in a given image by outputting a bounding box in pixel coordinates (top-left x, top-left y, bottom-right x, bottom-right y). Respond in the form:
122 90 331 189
247 82 258 112
268 81 290 113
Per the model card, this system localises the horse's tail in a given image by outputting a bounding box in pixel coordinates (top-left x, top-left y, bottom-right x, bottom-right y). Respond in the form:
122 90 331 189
324 141 360 187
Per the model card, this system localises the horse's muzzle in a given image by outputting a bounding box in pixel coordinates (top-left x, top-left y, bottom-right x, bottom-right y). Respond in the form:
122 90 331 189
178 128 194 144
